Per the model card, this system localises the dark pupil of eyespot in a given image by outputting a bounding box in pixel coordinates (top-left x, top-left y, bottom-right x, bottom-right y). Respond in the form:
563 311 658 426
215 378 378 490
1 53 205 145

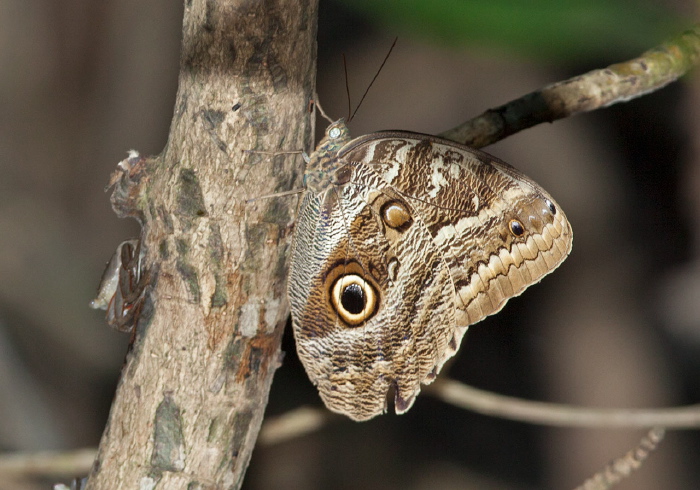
341 283 365 314
511 221 524 236
548 201 556 214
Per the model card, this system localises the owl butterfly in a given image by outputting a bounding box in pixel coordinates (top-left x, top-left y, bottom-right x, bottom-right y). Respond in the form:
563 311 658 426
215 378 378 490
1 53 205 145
287 115 573 421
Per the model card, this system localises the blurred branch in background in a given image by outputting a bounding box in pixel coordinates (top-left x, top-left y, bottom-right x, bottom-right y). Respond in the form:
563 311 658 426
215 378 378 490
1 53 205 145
426 379 700 428
441 25 700 147
0 376 686 484
0 449 94 482
574 428 666 490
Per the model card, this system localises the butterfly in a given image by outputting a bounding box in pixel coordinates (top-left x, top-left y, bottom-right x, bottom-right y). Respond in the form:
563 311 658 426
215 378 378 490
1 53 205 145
287 118 573 421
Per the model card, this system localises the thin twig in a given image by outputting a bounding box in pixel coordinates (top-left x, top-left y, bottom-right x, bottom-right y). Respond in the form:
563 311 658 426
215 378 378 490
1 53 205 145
0 448 94 478
573 428 666 490
258 406 336 445
0 403 678 482
441 25 700 148
426 379 700 428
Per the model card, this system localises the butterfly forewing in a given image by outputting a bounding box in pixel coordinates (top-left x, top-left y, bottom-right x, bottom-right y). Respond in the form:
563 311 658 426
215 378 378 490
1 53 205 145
289 121 573 421
341 131 573 326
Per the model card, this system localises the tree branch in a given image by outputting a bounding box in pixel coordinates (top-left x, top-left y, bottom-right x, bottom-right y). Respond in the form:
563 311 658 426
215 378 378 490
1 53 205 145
441 25 700 148
86 1 318 487
426 379 700 428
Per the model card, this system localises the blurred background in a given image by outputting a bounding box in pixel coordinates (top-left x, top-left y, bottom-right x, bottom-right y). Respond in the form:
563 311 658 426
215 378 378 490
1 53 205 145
0 1 699 489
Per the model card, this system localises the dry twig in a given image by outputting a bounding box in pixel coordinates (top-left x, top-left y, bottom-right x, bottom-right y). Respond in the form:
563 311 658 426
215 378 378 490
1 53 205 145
573 428 666 490
0 448 94 478
426 379 700 428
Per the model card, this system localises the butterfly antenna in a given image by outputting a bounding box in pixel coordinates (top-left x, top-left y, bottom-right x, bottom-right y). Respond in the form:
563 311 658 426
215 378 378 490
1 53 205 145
349 37 398 123
313 97 334 124
343 54 352 121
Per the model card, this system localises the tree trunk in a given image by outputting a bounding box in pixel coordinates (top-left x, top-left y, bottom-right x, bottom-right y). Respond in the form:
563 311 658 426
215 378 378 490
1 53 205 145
86 0 318 487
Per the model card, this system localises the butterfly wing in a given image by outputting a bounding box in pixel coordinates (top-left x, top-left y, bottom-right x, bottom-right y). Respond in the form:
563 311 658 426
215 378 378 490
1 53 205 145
289 126 573 422
289 180 457 421
342 131 573 342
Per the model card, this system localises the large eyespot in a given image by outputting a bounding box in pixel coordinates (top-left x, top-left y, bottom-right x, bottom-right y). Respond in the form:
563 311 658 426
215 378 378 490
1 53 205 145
545 198 556 214
330 273 378 326
381 200 412 230
509 219 525 237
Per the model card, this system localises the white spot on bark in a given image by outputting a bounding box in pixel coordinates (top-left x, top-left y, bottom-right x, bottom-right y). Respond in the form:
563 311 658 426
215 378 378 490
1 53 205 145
263 296 281 333
139 477 156 490
239 299 260 337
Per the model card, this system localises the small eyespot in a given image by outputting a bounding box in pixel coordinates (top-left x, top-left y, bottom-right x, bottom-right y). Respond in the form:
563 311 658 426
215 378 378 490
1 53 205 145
545 198 556 214
509 219 525 237
381 201 412 230
329 127 341 139
330 274 378 326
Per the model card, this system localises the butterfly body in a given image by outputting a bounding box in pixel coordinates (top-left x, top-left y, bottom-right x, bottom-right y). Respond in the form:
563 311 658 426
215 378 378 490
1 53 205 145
289 119 572 421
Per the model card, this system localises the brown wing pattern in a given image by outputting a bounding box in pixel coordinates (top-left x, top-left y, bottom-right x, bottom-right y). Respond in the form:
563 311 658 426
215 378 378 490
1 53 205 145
288 122 573 422
341 131 573 360
289 178 456 420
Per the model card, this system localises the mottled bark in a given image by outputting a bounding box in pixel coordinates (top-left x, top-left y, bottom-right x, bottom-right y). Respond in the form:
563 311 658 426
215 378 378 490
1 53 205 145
86 0 318 488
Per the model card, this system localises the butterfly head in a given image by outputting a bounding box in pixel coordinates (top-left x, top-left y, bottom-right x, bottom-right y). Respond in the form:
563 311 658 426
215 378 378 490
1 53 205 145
318 119 351 152
303 119 353 193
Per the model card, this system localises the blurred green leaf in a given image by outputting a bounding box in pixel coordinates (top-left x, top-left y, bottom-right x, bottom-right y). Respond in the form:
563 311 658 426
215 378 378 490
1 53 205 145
338 0 686 60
